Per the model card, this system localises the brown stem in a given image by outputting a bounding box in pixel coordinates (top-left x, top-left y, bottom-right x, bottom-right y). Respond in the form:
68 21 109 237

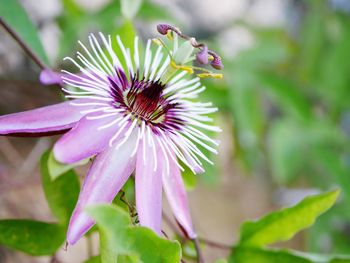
163 213 232 262
50 255 61 263
0 17 47 70
163 212 186 237
194 237 205 263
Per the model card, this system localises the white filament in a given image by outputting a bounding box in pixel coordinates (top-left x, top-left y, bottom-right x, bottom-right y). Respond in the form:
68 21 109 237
63 33 220 173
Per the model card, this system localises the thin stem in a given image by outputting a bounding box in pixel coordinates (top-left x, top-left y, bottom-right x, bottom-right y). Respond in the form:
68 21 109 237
163 212 187 237
0 17 47 70
163 213 232 258
50 255 61 263
193 238 205 263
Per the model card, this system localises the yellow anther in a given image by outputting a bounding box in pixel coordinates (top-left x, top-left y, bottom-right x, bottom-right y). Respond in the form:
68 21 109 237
197 73 224 79
166 31 173 40
181 66 194 74
170 61 194 74
152 38 162 46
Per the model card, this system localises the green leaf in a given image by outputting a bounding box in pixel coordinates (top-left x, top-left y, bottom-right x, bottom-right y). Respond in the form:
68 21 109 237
0 0 49 65
200 79 230 110
267 120 309 184
57 0 120 59
0 220 64 256
306 200 350 255
40 151 80 225
228 73 264 168
121 0 142 20
258 72 311 121
317 15 350 113
239 190 340 247
229 247 311 263
111 20 136 70
297 1 326 85
181 166 197 191
181 239 197 260
48 149 88 180
295 251 350 263
267 119 346 184
84 256 102 263
315 150 350 202
129 227 181 263
331 259 350 263
87 204 182 263
138 1 172 20
230 247 350 263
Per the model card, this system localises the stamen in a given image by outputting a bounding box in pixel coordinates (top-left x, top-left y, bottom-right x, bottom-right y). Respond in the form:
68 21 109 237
90 34 115 74
115 119 137 151
197 73 223 79
99 33 123 70
130 126 142 157
63 33 221 174
143 40 152 78
116 35 134 76
78 40 108 77
156 136 170 175
156 23 224 71
98 115 124 130
196 45 209 65
134 37 140 70
88 35 110 74
208 50 224 70
145 125 157 171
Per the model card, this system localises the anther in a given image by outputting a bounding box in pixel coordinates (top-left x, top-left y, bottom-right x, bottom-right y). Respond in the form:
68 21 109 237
196 45 209 65
157 24 183 37
157 23 188 40
157 24 172 35
208 50 224 70
156 24 224 71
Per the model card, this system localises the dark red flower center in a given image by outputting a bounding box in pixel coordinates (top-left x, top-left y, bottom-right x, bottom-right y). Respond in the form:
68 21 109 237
126 80 166 123
107 69 183 131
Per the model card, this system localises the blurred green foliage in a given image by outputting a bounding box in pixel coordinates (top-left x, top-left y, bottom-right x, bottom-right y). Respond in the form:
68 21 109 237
214 1 350 257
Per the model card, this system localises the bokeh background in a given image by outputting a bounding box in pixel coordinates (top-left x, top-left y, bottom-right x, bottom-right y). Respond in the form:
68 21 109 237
1 0 350 262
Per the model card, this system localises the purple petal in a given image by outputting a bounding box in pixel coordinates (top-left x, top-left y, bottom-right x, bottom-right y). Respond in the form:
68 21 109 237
163 150 197 239
67 128 137 245
53 114 120 164
39 69 64 85
40 69 99 86
0 100 89 136
135 138 163 235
